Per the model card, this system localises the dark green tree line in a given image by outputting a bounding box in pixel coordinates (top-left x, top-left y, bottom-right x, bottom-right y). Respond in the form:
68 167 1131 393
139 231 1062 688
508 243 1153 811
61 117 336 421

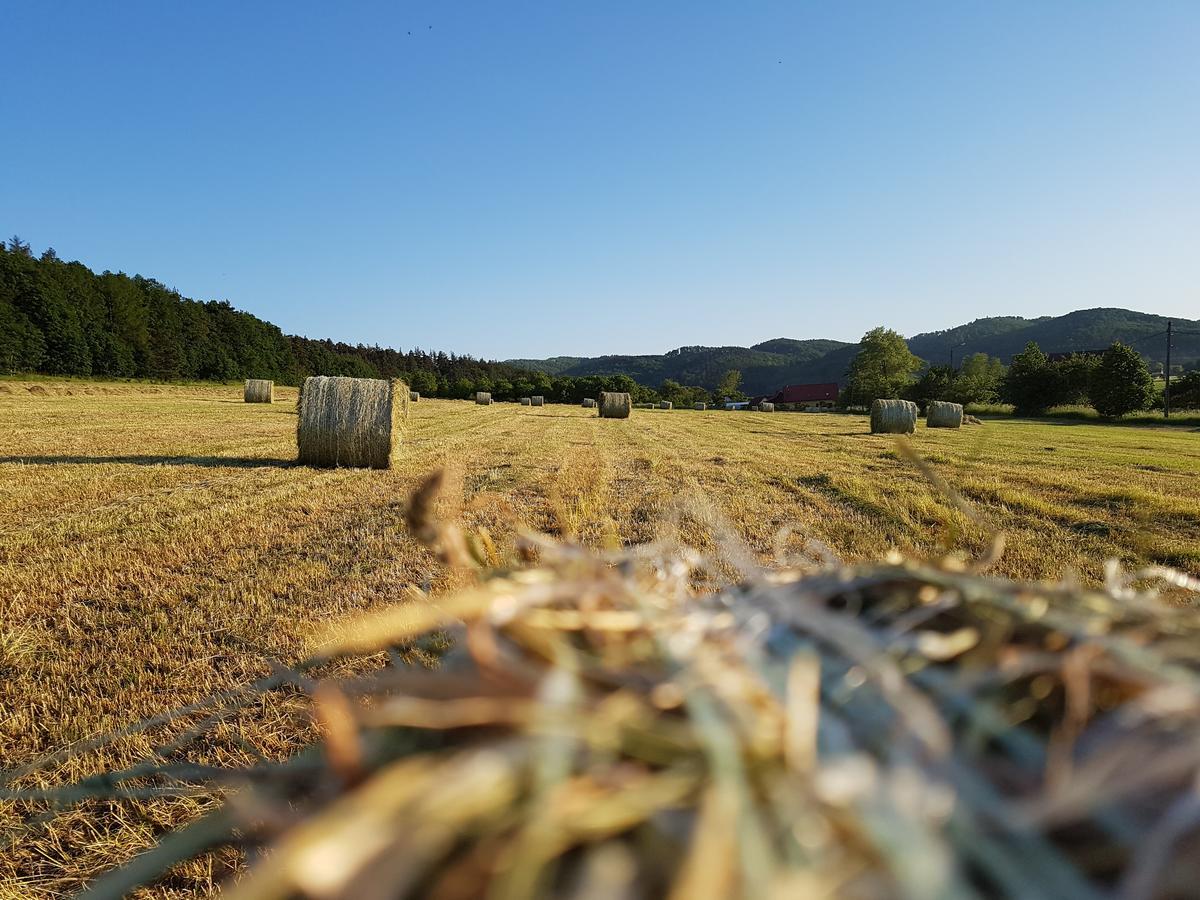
0 238 706 403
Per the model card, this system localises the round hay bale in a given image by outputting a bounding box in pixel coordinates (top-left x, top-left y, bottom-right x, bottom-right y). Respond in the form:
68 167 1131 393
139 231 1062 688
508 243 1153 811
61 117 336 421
870 398 918 434
599 391 632 419
297 376 406 469
759 402 775 412
659 401 673 410
520 397 532 406
531 396 545 407
693 402 707 411
409 391 420 402
244 379 274 403
582 398 595 408
927 400 964 429
476 392 493 405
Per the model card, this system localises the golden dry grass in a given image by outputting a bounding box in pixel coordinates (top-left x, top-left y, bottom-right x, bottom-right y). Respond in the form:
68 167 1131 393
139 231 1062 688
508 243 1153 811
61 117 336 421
1 380 1198 896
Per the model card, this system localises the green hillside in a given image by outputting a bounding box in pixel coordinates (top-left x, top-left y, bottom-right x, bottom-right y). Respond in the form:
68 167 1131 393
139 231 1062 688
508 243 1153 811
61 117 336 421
509 310 1200 394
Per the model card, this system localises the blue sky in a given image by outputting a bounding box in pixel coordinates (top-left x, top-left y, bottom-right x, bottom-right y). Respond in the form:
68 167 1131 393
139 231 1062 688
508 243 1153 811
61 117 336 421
3 2 1197 359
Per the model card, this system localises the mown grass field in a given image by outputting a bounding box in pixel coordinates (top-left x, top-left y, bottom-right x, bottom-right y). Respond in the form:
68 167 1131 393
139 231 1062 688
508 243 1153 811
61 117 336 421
1 379 1198 897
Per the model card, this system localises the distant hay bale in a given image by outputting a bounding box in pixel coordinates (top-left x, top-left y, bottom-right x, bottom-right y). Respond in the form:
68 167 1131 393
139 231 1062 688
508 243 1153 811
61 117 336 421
531 396 545 407
659 401 673 410
693 402 707 411
870 398 918 434
520 397 531 406
965 414 984 426
582 398 595 408
599 391 632 419
927 400 964 429
296 376 406 469
409 391 420 402
244 379 274 404
759 402 775 412
476 392 493 405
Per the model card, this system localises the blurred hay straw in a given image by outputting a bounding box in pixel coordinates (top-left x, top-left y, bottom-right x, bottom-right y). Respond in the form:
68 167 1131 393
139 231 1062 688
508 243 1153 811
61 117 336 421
7 469 1200 899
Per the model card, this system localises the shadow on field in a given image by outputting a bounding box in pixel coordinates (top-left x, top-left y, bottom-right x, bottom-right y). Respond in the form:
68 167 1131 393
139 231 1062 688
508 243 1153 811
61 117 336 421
0 454 296 469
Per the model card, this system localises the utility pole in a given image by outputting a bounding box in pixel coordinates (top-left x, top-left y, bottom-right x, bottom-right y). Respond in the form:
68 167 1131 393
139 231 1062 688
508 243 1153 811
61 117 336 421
1164 320 1172 419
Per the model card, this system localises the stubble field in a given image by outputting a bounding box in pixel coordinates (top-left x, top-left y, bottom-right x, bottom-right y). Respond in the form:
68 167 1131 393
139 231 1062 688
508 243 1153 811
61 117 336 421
1 379 1198 896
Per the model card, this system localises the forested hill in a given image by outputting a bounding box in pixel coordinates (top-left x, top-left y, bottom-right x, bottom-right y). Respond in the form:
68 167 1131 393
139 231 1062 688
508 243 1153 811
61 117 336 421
0 238 532 395
4 238 1196 397
510 310 1200 394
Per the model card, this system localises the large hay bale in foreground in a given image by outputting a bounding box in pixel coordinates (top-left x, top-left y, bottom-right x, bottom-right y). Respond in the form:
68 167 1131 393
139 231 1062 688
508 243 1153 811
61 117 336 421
475 392 493 405
71 486 1200 898
582 398 595 408
409 391 420 402
243 379 273 404
927 401 964 428
870 398 917 434
599 391 631 418
520 397 531 406
693 402 707 411
759 401 775 412
531 396 545 407
659 400 673 410
296 376 405 469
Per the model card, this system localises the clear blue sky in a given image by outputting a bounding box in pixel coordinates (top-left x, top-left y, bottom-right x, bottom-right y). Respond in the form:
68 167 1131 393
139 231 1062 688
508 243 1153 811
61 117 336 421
3 2 1197 359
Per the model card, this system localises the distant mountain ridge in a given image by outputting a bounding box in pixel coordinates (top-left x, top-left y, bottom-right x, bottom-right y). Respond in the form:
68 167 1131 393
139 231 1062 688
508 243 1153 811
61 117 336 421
506 309 1200 394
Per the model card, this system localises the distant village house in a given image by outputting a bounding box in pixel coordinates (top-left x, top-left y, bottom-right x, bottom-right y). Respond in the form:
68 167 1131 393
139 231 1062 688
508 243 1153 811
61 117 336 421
765 382 839 411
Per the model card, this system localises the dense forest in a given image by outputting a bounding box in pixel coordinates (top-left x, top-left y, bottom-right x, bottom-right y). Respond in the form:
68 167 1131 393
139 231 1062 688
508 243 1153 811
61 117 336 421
5 237 1196 406
0 237 658 402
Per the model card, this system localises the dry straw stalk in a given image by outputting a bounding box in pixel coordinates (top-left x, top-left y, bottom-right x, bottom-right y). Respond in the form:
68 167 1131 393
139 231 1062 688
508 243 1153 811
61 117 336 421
243 379 274 404
598 391 631 418
59 473 1200 898
296 376 407 469
871 398 918 434
927 400 964 428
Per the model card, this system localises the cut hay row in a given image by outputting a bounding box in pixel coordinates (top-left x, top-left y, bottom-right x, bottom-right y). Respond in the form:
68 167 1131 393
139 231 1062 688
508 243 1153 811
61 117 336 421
61 479 1200 898
928 400 964 428
243 379 274 404
870 398 918 434
475 392 493 405
296 376 406 469
530 396 544 407
598 391 631 419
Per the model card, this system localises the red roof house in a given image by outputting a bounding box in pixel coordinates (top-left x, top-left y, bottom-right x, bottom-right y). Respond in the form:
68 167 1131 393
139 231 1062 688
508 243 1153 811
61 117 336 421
769 383 840 406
